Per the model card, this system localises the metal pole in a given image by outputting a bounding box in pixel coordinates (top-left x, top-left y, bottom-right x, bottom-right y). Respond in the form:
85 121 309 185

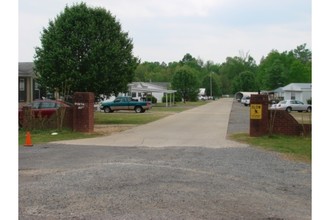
210 73 213 98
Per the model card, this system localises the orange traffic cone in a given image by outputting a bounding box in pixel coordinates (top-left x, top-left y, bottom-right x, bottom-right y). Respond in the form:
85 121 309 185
24 131 33 147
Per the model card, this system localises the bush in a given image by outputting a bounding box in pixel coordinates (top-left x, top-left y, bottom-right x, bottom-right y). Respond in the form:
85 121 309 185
146 95 157 104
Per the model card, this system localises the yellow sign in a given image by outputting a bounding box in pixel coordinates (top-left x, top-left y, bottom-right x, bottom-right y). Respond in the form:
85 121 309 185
250 104 262 119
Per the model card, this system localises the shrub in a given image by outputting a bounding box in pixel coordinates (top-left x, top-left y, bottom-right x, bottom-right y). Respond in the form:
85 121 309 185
146 95 157 104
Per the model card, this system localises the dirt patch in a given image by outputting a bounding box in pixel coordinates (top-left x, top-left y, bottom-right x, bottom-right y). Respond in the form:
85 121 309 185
93 124 136 136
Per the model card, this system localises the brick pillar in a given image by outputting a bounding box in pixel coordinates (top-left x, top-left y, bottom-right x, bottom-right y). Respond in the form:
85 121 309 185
250 94 269 137
73 92 94 133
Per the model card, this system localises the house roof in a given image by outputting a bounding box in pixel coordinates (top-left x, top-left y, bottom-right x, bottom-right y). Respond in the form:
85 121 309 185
128 82 176 93
281 83 311 91
19 62 35 77
272 87 284 93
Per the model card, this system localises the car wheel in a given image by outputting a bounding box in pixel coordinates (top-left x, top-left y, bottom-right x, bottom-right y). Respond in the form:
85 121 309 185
135 106 143 113
307 107 311 113
286 107 292 113
104 107 112 113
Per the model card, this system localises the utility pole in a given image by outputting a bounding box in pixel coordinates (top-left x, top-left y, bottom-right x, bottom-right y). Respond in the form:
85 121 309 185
210 72 213 98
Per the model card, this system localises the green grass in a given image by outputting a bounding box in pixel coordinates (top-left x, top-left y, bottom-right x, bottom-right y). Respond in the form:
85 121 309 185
19 129 99 146
229 133 311 163
95 101 210 124
94 111 171 124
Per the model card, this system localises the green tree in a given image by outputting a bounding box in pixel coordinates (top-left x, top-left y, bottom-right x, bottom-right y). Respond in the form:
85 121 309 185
34 2 138 97
134 61 170 82
293 43 312 64
219 53 258 93
172 66 199 102
202 73 221 97
257 45 311 90
257 50 286 90
266 59 286 89
232 71 257 92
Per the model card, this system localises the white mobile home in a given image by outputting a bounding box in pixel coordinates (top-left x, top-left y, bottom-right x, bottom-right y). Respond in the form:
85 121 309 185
127 82 176 105
273 83 311 104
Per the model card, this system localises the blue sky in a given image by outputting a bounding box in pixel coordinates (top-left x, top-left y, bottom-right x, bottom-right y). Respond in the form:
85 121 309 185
19 0 311 64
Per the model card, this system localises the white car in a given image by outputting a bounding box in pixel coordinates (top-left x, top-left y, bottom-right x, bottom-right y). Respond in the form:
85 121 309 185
270 100 311 113
241 96 250 106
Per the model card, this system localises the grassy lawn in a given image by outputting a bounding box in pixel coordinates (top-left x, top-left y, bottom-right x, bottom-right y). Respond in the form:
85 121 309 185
229 133 311 163
19 101 209 146
94 101 210 124
19 129 99 146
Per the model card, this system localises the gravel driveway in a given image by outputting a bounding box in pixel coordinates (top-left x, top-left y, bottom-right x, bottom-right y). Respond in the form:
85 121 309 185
19 99 311 220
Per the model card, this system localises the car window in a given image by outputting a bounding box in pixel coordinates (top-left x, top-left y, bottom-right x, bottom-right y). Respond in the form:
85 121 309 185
279 101 286 104
296 101 304 105
31 102 40 109
40 102 56 109
290 100 295 104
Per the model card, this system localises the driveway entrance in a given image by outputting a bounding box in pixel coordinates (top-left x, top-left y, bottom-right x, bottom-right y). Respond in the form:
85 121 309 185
55 98 246 148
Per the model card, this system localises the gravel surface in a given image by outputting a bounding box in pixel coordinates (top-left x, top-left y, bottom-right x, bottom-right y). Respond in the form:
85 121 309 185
227 100 250 135
19 100 311 220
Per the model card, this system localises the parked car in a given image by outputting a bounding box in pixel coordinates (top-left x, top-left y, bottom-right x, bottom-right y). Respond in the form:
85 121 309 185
19 99 72 126
270 100 311 113
241 96 250 106
100 96 152 113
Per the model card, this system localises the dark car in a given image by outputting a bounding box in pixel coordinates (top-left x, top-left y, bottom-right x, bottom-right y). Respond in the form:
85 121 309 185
100 96 151 113
19 99 72 126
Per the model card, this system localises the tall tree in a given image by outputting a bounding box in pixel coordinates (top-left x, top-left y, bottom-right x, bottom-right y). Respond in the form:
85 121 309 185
219 53 257 93
232 71 257 92
257 50 286 90
172 66 199 102
201 73 221 97
34 2 139 97
257 45 312 90
266 59 286 89
293 43 312 64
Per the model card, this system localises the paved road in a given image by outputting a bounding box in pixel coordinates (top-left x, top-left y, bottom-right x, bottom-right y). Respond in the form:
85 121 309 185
19 98 311 219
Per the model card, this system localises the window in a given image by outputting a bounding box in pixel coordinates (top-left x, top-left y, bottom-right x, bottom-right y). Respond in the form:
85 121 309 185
40 102 56 109
33 80 41 100
290 92 295 100
32 102 40 109
19 78 25 91
19 78 26 102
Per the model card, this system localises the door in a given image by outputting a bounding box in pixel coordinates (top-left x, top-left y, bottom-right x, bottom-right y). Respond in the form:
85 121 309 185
112 97 129 110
